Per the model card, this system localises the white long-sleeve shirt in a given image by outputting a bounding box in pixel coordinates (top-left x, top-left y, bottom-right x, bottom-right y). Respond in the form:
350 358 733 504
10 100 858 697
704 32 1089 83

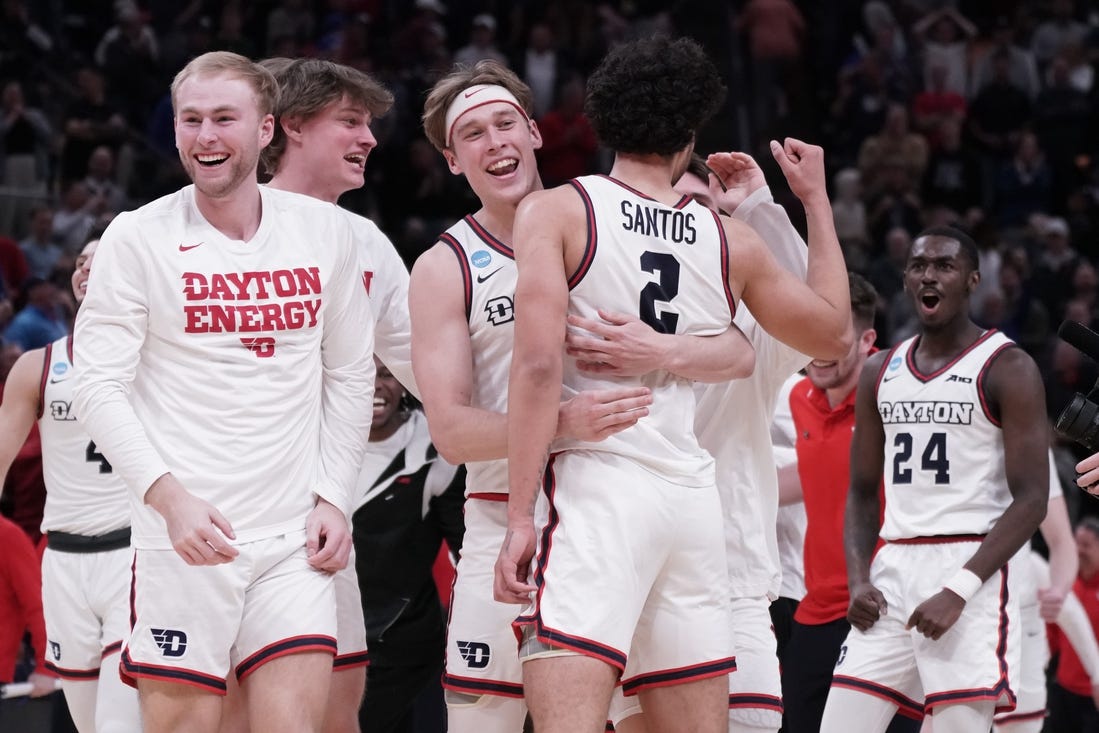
73 185 375 548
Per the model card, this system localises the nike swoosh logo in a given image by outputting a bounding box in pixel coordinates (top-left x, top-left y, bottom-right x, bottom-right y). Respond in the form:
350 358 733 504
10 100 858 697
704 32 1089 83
882 375 899 382
49 378 68 384
463 88 486 98
178 242 204 252
476 267 503 283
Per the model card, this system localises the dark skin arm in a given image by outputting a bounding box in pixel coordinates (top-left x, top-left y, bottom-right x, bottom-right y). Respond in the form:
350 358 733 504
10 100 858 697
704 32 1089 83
905 347 1048 640
430 464 467 556
845 351 890 631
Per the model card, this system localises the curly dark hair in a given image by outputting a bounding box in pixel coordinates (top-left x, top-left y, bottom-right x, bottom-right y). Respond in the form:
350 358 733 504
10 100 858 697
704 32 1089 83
585 36 726 156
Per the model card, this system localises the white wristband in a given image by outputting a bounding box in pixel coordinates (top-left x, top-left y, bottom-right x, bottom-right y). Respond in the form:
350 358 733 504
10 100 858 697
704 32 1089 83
942 568 982 602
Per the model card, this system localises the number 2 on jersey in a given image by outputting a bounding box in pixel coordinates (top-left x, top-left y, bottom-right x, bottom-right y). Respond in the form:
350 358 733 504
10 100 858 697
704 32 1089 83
892 432 950 484
638 251 680 333
86 440 113 474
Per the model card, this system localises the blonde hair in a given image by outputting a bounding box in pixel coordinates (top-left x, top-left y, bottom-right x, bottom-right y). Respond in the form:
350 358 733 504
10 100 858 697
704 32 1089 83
422 60 534 152
171 51 279 116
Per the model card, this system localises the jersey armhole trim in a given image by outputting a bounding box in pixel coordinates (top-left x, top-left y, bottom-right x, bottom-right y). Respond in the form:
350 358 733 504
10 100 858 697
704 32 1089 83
439 234 472 322
873 342 904 401
713 209 737 319
976 342 1016 427
566 179 597 290
37 341 52 420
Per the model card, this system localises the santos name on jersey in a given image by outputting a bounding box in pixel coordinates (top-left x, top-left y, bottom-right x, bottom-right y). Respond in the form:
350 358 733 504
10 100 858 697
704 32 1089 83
557 174 736 487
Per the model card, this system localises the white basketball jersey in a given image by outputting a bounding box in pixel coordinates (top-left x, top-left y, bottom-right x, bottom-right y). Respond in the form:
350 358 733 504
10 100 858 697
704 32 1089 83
37 336 129 535
877 330 1016 539
558 175 735 486
438 215 517 496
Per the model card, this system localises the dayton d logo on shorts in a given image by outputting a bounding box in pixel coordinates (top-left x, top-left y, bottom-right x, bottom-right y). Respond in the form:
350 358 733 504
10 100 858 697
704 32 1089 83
151 628 188 658
456 641 491 669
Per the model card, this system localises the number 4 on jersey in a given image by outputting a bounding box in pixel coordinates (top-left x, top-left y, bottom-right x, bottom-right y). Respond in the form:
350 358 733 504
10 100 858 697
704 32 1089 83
85 441 113 474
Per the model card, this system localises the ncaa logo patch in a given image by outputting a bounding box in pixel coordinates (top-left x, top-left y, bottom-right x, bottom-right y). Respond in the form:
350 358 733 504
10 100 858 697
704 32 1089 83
887 356 901 372
456 640 491 669
151 628 188 658
471 250 492 268
52 362 68 376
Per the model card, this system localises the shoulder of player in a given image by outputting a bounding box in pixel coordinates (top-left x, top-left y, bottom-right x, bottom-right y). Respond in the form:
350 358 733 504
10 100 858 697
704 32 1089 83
516 184 586 223
859 349 891 386
409 240 467 309
2 347 46 405
983 342 1042 394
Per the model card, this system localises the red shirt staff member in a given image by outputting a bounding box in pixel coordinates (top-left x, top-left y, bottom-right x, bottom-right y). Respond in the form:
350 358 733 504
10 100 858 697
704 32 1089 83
0 515 53 697
779 273 918 733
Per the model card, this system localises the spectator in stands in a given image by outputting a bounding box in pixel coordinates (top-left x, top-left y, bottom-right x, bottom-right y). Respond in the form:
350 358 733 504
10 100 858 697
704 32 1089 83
921 117 980 216
968 48 1032 206
266 0 314 55
971 16 1040 100
867 156 923 246
983 258 1051 357
736 0 806 138
1046 517 1099 732
1034 55 1092 205
913 5 977 97
517 22 566 119
911 64 966 150
454 14 507 68
213 4 257 59
81 145 129 215
536 75 597 188
1031 0 1089 71
0 80 51 189
94 0 161 124
59 67 127 185
994 132 1053 231
51 182 97 254
3 277 66 351
1031 215 1080 320
858 103 928 200
18 206 60 280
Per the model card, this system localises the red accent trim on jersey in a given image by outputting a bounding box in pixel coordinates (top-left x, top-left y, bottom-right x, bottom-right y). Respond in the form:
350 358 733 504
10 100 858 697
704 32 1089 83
463 215 514 259
595 174 691 210
728 693 783 713
830 675 925 719
102 640 123 658
886 533 986 545
66 334 74 365
467 492 508 502
923 566 1016 714
993 709 1046 723
905 329 1001 383
128 556 137 632
442 673 524 698
621 657 737 696
37 340 52 420
439 233 472 322
235 635 337 681
333 650 370 669
566 180 597 290
711 208 737 320
44 661 101 679
976 343 1015 427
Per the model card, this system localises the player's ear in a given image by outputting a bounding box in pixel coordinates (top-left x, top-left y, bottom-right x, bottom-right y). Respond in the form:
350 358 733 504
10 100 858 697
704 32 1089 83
967 268 980 293
281 114 305 144
528 119 543 151
443 148 462 176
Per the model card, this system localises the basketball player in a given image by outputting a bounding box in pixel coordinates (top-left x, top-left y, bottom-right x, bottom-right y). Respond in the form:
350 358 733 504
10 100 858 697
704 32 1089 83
258 56 410 733
0 235 139 732
71 52 375 733
821 227 1048 733
494 36 852 733
414 59 754 733
992 452 1081 733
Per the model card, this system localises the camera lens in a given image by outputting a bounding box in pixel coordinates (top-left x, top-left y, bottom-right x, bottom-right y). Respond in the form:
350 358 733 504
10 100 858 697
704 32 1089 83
1056 393 1099 451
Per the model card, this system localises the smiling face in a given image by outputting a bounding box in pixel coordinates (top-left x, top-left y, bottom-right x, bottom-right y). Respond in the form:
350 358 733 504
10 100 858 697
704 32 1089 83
174 72 274 201
444 101 542 209
371 358 406 436
903 235 979 329
290 95 377 201
71 238 99 302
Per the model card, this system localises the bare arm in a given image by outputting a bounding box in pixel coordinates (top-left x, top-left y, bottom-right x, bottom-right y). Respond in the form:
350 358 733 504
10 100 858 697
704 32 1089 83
845 351 889 630
1038 492 1078 621
0 350 42 488
411 243 653 466
567 309 755 382
733 139 853 361
777 463 804 506
494 187 575 603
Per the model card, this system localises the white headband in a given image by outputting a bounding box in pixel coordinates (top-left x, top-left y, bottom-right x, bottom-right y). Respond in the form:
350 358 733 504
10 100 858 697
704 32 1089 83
445 84 528 147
